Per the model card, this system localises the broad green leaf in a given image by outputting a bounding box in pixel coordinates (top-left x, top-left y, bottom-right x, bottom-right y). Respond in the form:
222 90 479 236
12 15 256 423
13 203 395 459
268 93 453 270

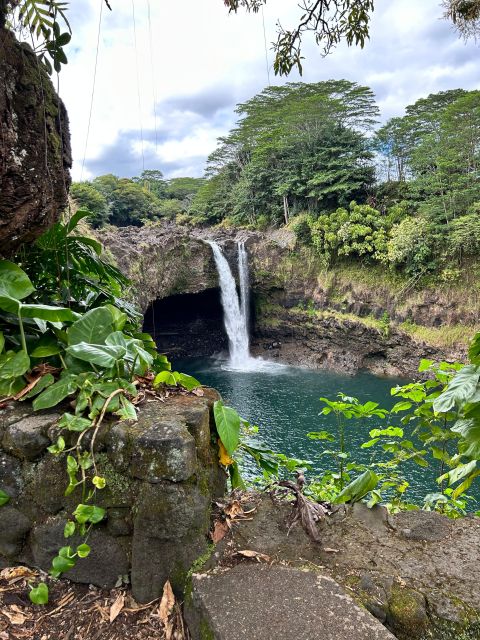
0 489 10 506
67 307 114 346
29 583 49 605
22 373 55 399
70 235 102 255
154 370 177 386
0 376 25 396
58 413 92 432
21 304 78 322
104 305 127 331
73 504 105 524
333 470 379 504
174 372 201 391
0 294 20 314
307 431 335 441
452 470 480 499
361 438 380 448
437 460 477 486
65 208 91 233
66 343 125 368
0 260 35 300
391 401 412 413
229 461 246 489
0 331 4 353
468 332 480 365
51 555 75 574
30 334 62 358
77 543 91 558
418 359 434 372
0 350 30 380
369 427 404 438
116 395 137 421
105 331 128 348
64 521 76 538
451 418 480 459
213 400 240 456
47 436 65 454
33 375 77 410
433 365 480 413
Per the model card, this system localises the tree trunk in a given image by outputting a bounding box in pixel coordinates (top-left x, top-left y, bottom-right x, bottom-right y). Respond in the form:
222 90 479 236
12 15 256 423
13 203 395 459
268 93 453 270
283 195 290 225
0 26 72 256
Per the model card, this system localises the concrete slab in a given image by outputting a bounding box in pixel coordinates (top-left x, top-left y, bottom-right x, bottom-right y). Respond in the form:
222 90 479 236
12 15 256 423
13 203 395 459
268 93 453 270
187 564 397 640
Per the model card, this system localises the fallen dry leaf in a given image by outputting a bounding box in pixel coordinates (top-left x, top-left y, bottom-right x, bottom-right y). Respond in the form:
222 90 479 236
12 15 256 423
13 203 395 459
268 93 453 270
159 580 175 626
224 500 244 519
323 548 340 554
109 593 125 623
191 388 204 397
2 606 27 625
211 519 230 543
236 549 271 562
0 566 38 582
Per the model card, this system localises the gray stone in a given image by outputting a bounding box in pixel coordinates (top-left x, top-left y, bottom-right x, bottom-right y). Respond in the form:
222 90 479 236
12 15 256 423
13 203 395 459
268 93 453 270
107 407 197 483
133 483 210 540
30 518 129 589
0 506 31 557
2 413 59 460
351 502 390 534
106 508 133 537
0 452 23 498
186 564 396 640
393 510 451 542
131 483 211 603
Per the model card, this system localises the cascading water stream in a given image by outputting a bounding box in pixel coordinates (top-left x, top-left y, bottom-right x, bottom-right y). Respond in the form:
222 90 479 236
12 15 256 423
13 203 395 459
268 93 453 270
238 241 250 335
207 240 251 368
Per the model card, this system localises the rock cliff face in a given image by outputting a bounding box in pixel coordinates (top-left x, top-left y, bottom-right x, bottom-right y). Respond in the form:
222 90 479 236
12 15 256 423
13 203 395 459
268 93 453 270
0 26 71 255
101 223 474 377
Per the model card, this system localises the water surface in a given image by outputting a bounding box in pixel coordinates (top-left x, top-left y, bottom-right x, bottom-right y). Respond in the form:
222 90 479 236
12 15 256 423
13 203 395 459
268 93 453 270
178 356 447 504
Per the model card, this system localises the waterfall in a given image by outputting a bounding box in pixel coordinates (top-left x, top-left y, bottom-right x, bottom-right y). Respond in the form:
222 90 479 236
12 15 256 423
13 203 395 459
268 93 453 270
238 241 250 334
207 240 251 368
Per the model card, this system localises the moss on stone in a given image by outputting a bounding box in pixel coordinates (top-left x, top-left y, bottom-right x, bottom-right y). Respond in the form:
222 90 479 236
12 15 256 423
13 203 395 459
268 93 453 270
199 619 215 640
388 585 428 639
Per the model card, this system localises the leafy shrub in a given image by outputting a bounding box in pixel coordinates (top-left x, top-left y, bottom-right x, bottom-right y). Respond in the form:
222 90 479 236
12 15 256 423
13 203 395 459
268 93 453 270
450 208 480 258
387 216 433 275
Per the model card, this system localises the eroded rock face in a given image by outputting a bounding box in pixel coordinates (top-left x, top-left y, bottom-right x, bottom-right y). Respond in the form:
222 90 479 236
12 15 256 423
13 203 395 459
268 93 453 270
0 390 226 603
0 27 71 255
102 223 469 376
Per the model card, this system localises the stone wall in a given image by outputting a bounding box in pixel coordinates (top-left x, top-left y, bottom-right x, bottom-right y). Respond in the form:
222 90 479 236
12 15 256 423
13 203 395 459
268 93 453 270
0 390 225 603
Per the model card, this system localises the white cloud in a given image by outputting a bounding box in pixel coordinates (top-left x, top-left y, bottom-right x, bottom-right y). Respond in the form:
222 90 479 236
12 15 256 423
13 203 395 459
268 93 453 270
59 0 480 181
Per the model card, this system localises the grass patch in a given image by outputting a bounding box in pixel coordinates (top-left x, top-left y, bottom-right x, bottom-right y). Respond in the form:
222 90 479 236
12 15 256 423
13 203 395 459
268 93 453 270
400 321 476 349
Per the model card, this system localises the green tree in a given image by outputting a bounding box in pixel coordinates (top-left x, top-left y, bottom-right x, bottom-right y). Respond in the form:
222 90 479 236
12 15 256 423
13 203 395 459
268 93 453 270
204 80 378 226
70 182 109 228
108 179 161 226
132 169 167 199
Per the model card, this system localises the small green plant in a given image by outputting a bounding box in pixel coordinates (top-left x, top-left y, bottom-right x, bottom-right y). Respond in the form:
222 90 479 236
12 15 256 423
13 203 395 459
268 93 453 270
380 310 391 337
212 399 308 488
0 210 201 603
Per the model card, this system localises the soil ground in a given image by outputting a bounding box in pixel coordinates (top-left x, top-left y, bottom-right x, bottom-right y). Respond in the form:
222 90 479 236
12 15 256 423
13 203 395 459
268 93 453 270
0 566 189 640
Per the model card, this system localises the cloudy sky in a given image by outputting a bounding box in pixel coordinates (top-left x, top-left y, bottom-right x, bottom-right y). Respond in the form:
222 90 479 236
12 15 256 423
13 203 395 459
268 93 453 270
59 0 480 181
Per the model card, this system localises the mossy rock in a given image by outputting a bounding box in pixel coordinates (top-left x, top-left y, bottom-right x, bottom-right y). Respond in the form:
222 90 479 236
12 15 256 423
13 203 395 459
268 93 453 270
388 584 429 639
